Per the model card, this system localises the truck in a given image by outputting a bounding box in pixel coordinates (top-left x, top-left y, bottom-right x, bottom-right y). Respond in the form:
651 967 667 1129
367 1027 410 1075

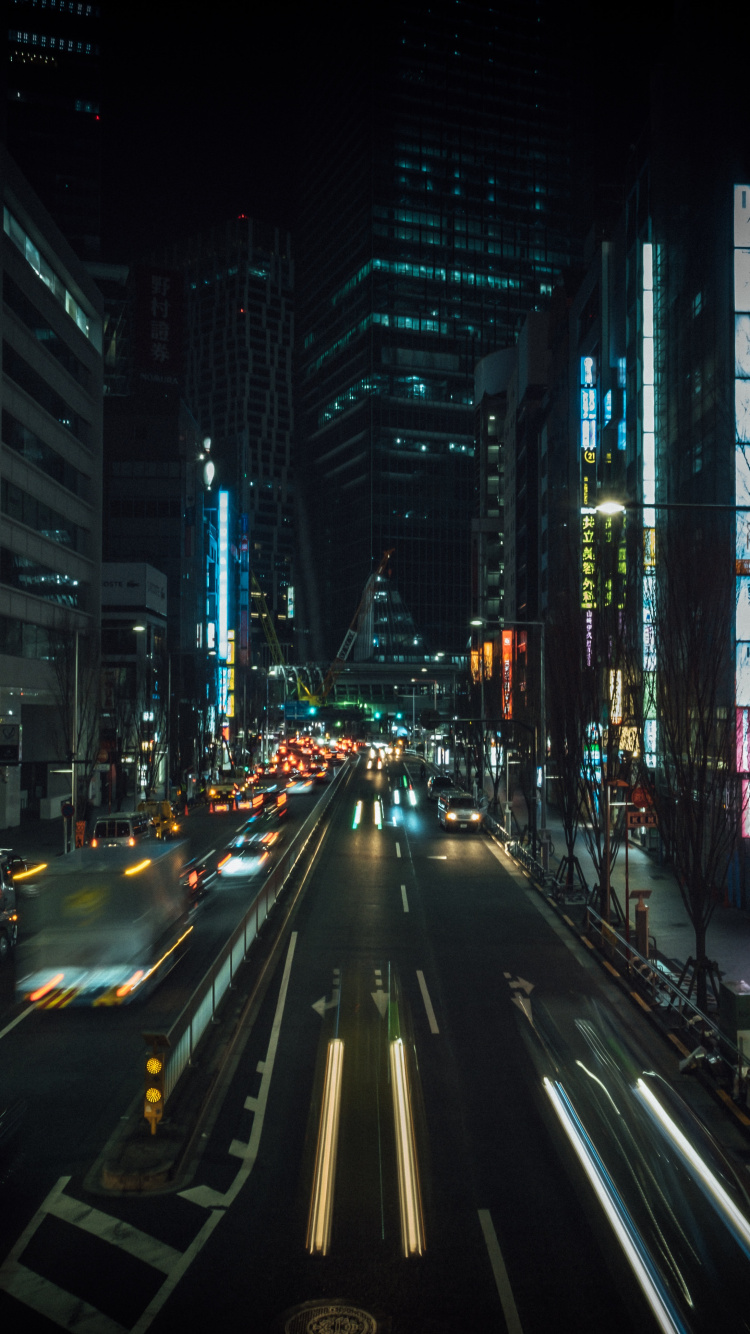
14 842 192 1008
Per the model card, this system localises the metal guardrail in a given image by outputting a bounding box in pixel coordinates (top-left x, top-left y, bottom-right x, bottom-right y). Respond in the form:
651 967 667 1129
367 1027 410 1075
159 763 352 1107
487 808 750 1114
583 904 750 1104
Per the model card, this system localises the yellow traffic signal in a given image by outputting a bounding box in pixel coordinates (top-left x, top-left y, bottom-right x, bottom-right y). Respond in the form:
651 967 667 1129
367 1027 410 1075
143 1043 167 1134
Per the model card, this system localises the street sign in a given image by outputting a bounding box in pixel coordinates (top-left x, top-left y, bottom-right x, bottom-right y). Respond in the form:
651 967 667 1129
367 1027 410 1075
631 785 652 807
627 809 657 828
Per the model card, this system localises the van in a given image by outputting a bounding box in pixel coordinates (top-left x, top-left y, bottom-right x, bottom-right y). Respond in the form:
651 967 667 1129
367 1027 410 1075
90 814 155 848
437 791 484 832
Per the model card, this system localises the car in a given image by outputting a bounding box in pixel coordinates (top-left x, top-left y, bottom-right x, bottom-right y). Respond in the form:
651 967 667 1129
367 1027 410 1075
218 828 281 878
90 814 155 847
427 773 456 801
437 791 484 832
0 860 20 965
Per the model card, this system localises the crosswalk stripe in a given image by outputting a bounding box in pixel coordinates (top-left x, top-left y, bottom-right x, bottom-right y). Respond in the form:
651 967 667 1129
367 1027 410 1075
0 1259 127 1334
48 1193 181 1274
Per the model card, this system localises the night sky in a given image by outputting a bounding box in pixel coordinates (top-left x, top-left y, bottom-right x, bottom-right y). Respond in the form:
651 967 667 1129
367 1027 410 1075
99 3 677 265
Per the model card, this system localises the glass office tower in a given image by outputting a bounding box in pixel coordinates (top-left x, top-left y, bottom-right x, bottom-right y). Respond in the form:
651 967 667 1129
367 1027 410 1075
298 1 574 659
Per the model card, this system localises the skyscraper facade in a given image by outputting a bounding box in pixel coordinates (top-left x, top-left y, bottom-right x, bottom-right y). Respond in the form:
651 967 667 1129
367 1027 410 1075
298 1 575 661
161 219 295 664
4 2 102 260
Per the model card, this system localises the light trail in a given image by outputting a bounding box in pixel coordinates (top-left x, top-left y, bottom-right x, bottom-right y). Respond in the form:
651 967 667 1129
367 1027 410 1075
543 1078 686 1334
306 1038 345 1255
636 1077 750 1255
390 1038 425 1256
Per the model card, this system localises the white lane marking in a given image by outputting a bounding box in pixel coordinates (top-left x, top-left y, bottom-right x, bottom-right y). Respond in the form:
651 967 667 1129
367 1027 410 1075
0 1004 36 1043
0 1262 125 1334
416 970 439 1034
396 842 402 858
401 884 409 913
48 1192 180 1273
198 849 216 864
180 930 298 1210
478 1209 524 1334
130 1209 224 1334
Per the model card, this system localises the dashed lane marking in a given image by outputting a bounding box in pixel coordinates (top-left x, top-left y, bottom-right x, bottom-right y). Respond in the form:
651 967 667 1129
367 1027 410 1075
416 970 439 1034
401 884 409 912
478 1209 524 1334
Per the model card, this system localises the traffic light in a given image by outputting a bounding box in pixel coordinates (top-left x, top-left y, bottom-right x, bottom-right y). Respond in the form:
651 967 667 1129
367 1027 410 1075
143 1033 169 1135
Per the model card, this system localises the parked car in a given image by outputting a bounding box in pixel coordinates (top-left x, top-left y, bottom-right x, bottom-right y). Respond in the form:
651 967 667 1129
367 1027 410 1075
427 773 457 802
90 813 155 847
437 790 484 832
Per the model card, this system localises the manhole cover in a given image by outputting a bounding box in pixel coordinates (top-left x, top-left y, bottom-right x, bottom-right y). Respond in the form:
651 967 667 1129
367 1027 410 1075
283 1300 380 1334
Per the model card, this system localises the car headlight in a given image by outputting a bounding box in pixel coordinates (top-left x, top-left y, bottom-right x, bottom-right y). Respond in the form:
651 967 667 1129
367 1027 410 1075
470 813 481 821
447 812 457 820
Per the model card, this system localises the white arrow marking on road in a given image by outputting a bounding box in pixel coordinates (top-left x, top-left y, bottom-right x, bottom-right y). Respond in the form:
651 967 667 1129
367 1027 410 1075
313 973 340 1016
508 977 534 996
371 988 389 1018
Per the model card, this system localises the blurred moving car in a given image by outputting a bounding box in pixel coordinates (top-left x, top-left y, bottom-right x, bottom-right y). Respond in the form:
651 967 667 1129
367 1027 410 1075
218 828 281 879
0 854 22 965
437 791 484 831
427 774 456 802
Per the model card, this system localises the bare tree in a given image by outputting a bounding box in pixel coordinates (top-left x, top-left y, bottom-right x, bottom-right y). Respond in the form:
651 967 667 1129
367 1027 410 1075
545 607 587 890
640 522 742 1012
50 623 101 822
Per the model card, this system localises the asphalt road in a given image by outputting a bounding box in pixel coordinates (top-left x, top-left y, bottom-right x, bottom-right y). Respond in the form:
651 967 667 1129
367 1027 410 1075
1 756 750 1333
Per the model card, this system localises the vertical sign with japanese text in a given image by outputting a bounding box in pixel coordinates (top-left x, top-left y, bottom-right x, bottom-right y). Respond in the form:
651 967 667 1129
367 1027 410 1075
135 268 183 396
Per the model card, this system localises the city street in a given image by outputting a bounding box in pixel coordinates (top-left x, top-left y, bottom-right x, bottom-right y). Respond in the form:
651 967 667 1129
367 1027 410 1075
1 756 748 1331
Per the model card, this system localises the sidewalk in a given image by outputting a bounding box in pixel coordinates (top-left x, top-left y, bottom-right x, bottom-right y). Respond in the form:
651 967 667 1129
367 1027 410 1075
429 760 750 995
535 804 750 994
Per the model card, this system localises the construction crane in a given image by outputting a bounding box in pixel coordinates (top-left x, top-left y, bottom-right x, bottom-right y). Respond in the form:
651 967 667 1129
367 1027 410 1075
298 549 394 707
251 571 285 666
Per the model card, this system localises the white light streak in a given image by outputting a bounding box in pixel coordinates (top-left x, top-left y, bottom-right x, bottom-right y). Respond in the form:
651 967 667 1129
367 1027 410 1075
390 1039 425 1256
543 1078 684 1334
636 1077 750 1256
306 1038 344 1255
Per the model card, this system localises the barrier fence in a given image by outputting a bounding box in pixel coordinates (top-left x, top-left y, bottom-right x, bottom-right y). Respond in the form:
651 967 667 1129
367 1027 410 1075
158 763 352 1108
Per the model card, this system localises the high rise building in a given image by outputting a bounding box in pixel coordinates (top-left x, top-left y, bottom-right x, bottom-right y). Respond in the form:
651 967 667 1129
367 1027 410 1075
0 144 103 825
298 1 575 661
160 219 295 667
4 2 102 260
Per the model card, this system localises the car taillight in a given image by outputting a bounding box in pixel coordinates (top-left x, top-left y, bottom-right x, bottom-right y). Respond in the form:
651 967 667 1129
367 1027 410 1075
91 838 98 847
129 837 135 846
